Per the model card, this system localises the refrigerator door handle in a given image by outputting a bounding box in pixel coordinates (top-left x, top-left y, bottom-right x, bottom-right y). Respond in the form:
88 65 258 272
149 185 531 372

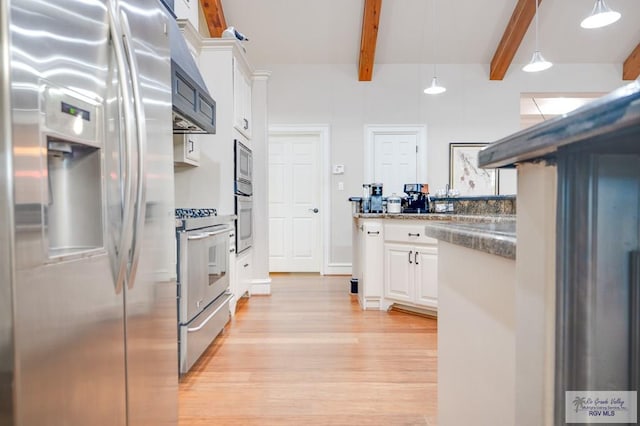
120 10 148 290
108 5 136 295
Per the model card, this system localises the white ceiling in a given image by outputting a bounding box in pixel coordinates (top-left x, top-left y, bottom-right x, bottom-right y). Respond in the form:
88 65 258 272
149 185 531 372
221 0 640 69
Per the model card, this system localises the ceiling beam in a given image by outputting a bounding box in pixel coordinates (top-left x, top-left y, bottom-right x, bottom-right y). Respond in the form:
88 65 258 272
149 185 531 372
623 42 640 80
358 0 382 81
490 0 541 81
200 0 227 38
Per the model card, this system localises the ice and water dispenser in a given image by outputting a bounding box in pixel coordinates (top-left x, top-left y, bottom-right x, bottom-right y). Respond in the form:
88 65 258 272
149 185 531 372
42 85 103 257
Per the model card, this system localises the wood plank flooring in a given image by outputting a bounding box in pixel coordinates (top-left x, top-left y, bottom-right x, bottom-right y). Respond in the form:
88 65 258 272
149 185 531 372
179 273 438 426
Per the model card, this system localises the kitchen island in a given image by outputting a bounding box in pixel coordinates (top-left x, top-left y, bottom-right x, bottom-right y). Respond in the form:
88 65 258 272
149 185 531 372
352 209 516 311
352 210 518 426
438 80 640 426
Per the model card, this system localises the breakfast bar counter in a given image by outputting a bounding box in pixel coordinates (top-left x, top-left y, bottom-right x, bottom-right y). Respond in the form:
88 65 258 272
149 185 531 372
354 213 516 259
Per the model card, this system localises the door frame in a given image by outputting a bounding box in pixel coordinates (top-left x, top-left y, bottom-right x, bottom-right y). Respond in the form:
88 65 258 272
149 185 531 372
364 125 428 184
268 125 330 275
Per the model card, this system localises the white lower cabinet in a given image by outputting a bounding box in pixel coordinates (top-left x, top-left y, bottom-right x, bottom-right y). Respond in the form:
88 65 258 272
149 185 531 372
414 245 438 308
382 222 438 311
235 249 253 300
354 219 384 310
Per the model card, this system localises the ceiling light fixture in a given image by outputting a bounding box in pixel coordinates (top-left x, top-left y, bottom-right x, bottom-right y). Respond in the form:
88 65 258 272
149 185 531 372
580 0 621 29
522 0 552 73
424 0 446 95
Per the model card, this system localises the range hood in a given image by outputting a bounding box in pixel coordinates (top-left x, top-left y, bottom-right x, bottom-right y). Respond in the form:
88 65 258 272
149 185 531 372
168 17 216 134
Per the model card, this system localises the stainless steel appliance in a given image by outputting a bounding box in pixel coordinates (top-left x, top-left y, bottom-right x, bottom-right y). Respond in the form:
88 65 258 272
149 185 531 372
234 140 253 253
175 209 232 374
1 1 178 424
236 194 254 253
403 183 431 213
370 183 384 213
235 140 253 192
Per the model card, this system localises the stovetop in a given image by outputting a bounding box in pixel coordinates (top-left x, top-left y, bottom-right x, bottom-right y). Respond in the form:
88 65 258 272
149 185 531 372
175 208 236 232
175 208 217 219
176 208 218 231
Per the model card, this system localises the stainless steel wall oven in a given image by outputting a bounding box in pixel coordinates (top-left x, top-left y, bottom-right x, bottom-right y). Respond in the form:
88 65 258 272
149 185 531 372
234 140 253 253
175 209 232 374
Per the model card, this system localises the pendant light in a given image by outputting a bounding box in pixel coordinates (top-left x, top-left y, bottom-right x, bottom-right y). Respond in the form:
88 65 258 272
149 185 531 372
522 0 552 73
580 0 621 29
424 0 446 95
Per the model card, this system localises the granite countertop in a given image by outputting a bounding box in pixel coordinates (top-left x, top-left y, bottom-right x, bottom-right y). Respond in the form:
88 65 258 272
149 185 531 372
423 220 516 260
479 80 640 169
355 213 514 223
354 213 516 259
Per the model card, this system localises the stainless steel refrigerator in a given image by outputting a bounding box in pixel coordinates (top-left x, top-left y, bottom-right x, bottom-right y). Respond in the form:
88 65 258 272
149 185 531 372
0 0 177 424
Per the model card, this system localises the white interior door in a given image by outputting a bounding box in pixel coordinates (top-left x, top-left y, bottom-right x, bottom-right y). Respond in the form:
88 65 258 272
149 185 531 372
268 132 321 272
373 132 418 196
365 126 427 197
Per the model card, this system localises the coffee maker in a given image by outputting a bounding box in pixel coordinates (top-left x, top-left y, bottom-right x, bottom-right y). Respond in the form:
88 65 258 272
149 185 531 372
402 183 431 213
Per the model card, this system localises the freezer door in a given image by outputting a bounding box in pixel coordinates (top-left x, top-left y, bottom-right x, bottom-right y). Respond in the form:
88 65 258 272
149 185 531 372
10 1 127 425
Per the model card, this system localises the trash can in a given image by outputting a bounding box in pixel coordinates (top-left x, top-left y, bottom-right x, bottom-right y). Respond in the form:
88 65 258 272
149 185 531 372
350 278 358 294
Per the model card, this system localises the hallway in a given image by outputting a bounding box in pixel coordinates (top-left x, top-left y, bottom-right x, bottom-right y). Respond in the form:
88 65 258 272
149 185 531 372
179 274 438 425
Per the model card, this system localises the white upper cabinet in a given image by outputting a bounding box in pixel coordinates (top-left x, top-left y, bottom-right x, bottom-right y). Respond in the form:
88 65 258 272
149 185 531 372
174 0 199 32
233 57 252 139
173 134 201 166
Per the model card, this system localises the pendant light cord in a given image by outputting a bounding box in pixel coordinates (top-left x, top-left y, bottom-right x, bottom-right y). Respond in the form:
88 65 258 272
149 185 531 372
534 0 539 51
432 0 437 77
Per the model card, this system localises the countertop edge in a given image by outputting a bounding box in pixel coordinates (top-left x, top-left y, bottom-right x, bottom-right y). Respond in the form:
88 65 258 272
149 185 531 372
423 223 516 260
354 213 516 223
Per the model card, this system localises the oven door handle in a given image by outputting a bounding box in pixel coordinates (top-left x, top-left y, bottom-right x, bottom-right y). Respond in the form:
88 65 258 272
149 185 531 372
187 227 232 240
187 233 211 241
187 293 233 332
205 227 233 237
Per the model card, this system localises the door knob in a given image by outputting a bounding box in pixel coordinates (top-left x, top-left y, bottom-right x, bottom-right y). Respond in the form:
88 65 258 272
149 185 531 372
309 208 319 213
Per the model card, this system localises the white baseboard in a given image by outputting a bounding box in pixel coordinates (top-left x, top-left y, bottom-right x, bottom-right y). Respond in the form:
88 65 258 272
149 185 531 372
324 263 352 275
251 278 272 295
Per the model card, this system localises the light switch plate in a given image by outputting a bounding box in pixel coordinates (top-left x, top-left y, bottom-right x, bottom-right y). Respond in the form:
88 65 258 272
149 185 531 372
332 164 345 174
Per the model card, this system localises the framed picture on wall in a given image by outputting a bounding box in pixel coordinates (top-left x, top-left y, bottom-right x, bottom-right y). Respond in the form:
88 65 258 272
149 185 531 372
449 143 498 196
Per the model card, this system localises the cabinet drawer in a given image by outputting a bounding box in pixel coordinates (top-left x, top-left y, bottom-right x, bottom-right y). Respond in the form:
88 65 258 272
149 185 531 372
384 223 437 245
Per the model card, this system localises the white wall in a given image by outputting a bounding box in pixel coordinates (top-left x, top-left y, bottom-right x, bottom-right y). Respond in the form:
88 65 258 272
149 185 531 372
266 62 624 265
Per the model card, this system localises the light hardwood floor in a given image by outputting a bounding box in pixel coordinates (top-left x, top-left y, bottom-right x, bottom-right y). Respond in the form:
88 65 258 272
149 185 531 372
179 273 438 426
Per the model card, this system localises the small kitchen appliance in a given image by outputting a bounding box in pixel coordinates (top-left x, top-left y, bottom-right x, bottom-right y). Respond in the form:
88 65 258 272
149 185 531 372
370 183 384 213
387 193 403 213
403 183 431 213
